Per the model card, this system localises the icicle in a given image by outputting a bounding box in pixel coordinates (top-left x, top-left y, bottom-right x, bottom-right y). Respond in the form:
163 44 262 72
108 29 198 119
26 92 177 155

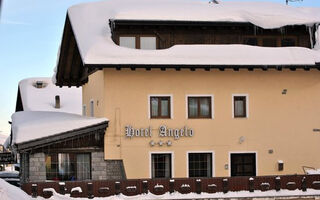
314 24 320 50
309 26 314 49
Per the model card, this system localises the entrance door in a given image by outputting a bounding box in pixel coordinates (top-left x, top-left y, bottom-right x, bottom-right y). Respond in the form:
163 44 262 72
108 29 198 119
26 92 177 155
230 153 256 176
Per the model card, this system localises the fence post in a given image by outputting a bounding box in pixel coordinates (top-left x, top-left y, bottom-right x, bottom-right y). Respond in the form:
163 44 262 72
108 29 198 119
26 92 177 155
223 178 228 193
115 181 121 195
31 184 38 198
301 176 307 192
87 182 94 199
249 177 254 192
142 180 148 194
59 182 66 195
195 179 202 194
275 176 281 191
169 179 175 193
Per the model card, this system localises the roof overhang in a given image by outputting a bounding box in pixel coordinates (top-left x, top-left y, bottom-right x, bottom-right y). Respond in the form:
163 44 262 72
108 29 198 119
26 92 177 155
55 14 88 87
110 19 254 27
86 63 320 71
14 121 108 152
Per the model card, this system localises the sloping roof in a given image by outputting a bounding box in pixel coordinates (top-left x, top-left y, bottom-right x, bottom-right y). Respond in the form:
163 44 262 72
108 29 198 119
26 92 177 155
67 0 320 66
19 78 82 114
11 111 108 145
55 0 320 86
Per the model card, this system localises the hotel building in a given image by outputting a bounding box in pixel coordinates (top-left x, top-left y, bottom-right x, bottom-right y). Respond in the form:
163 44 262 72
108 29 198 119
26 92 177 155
40 0 320 181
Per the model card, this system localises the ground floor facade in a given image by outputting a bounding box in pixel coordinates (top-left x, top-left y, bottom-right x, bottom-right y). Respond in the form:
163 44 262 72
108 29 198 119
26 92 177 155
82 69 320 179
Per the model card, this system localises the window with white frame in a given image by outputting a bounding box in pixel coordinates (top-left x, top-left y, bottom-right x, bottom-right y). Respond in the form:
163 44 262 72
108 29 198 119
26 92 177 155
150 96 171 119
233 95 248 118
188 153 212 177
140 37 156 50
188 96 212 118
151 153 172 178
119 36 136 49
230 153 256 176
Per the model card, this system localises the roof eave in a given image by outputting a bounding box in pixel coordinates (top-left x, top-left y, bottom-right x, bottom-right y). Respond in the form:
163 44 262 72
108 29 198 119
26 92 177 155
15 121 108 152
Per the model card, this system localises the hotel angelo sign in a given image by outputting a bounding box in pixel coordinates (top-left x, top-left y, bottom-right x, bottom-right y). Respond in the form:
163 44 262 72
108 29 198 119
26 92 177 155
125 125 194 140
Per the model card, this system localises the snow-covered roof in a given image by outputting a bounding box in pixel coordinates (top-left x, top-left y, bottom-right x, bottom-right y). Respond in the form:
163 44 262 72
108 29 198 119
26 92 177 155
67 0 320 66
11 111 108 144
19 78 82 115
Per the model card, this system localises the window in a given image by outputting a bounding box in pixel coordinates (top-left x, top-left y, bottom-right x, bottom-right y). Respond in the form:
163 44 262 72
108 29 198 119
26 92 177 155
231 153 256 176
90 100 94 117
188 96 212 118
151 153 172 178
233 95 247 118
281 38 295 47
262 38 277 47
150 96 170 118
140 37 156 50
45 153 91 181
188 153 212 178
119 36 136 49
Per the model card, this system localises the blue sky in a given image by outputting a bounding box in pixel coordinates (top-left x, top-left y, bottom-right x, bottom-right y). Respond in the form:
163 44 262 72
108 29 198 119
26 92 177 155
0 0 319 137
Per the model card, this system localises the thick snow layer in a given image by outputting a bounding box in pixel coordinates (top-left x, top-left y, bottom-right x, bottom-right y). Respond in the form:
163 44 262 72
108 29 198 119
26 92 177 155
67 0 320 66
19 78 82 115
11 111 108 144
306 169 320 175
0 179 33 200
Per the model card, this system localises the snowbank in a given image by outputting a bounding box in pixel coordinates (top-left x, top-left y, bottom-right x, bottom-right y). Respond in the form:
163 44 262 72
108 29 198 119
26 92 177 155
306 169 320 175
66 0 320 66
0 179 32 200
19 78 82 115
11 111 108 144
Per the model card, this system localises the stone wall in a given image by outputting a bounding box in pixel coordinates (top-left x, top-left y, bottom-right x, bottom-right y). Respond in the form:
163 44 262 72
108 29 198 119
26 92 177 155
91 152 126 180
24 152 125 182
29 153 46 182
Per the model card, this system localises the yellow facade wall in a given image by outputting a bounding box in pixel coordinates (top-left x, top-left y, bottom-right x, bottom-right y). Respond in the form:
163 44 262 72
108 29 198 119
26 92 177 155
83 68 320 179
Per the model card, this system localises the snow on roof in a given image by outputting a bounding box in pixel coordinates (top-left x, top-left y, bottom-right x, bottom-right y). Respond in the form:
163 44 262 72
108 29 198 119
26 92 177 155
11 111 108 144
306 169 320 175
67 0 320 66
3 135 10 149
19 78 82 115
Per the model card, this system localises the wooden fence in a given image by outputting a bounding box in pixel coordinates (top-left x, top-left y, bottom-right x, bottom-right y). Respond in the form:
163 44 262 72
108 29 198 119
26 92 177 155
21 175 320 199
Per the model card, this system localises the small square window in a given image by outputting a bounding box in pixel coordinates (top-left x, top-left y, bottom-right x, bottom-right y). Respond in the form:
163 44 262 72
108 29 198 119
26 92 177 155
140 37 156 50
150 96 171 118
188 97 211 118
233 96 247 118
119 36 136 49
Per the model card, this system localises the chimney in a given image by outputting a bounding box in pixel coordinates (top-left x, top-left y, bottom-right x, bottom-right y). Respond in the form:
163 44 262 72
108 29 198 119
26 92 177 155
35 81 43 88
55 95 60 109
